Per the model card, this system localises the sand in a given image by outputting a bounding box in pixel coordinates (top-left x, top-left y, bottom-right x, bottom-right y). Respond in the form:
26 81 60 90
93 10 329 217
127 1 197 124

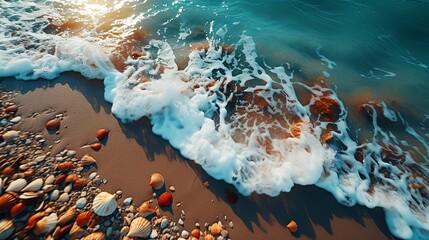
0 72 396 239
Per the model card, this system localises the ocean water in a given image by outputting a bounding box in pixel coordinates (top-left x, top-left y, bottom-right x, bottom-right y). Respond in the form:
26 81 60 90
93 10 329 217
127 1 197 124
1 0 429 238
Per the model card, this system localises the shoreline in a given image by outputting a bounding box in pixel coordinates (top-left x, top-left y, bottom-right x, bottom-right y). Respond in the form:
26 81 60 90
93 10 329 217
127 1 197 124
0 72 396 239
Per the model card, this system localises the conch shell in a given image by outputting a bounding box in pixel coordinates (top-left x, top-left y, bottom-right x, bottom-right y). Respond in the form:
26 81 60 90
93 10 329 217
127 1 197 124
92 192 117 216
81 154 97 166
127 217 151 238
33 213 58 235
149 173 165 190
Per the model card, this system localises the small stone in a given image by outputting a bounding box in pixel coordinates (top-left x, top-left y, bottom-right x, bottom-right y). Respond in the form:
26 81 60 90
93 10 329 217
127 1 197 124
160 219 169 229
176 202 182 207
204 181 210 188
120 226 130 236
123 197 132 206
150 229 158 239
58 192 69 202
89 172 97 180
229 221 234 229
64 183 72 193
10 116 21 123
106 227 113 236
152 192 157 198
50 190 59 201
116 190 122 196
181 230 189 238
66 150 77 157
76 198 87 209
172 226 179 233
178 219 184 226
3 130 19 141
169 186 176 192
221 230 228 238
80 191 87 197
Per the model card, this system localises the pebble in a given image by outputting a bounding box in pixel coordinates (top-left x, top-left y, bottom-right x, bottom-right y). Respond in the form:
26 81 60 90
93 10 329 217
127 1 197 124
80 191 87 197
181 230 189 238
195 223 200 228
58 192 69 202
50 190 59 201
76 198 87 209
64 183 72 193
178 219 184 226
169 185 176 192
89 172 97 180
160 219 169 229
106 227 113 236
10 116 21 123
123 197 132 206
120 226 130 236
229 221 234 229
3 130 19 141
66 150 76 157
150 229 158 239
221 230 228 238
172 226 179 233
176 202 182 207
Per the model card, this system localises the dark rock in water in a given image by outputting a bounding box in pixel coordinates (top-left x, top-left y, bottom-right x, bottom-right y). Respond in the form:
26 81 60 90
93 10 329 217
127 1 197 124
224 188 238 204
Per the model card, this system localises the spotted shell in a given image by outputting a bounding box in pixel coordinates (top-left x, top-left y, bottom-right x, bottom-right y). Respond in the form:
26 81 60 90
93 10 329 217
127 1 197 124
21 178 43 192
0 219 14 240
5 178 27 192
96 128 110 140
149 173 165 190
127 217 151 238
81 154 97 166
92 192 117 217
58 207 76 226
82 232 106 240
0 192 19 213
210 223 222 235
157 192 172 207
287 220 298 233
34 213 58 235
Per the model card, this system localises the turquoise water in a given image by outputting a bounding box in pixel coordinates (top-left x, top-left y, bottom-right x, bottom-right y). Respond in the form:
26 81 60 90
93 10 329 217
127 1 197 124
1 1 429 238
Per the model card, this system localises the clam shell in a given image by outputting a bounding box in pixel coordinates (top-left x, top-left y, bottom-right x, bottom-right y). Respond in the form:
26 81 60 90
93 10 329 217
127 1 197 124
69 222 85 238
0 219 14 240
10 203 26 217
82 232 106 240
58 207 76 226
5 178 27 192
96 128 110 140
287 220 298 233
81 154 97 166
19 191 43 200
127 217 151 238
34 213 58 235
149 173 165 190
92 192 117 217
157 192 172 207
21 178 43 192
0 192 19 213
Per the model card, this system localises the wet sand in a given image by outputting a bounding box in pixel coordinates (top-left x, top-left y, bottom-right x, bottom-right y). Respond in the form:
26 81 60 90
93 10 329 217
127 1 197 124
0 72 397 239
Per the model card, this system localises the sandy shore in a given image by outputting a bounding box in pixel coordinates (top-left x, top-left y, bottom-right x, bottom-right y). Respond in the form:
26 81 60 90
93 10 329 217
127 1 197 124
0 72 396 239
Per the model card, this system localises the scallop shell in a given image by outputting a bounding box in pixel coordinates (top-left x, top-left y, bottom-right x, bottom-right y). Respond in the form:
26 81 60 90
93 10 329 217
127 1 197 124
69 222 85 238
210 223 222 235
19 191 43 200
0 192 19 213
21 178 43 192
81 154 97 166
149 173 165 190
92 192 117 217
58 207 76 226
96 128 110 140
0 219 14 240
127 217 151 238
287 220 298 233
157 192 172 207
34 213 58 235
82 232 106 240
76 211 94 227
5 178 27 192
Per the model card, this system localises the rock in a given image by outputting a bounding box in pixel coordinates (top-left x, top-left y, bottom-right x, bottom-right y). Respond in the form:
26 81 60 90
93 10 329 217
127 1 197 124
50 190 60 201
160 219 169 229
106 227 113 236
120 226 130 236
64 183 72 193
181 230 189 238
150 229 158 239
229 221 234 229
172 226 179 233
66 150 77 157
123 197 132 206
76 198 87 209
178 219 184 226
58 192 69 202
46 118 61 130
3 130 19 141
89 172 97 180
10 116 21 123
169 186 176 192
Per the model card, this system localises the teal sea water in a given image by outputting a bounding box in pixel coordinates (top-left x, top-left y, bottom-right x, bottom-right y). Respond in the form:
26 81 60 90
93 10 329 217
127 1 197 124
1 1 429 238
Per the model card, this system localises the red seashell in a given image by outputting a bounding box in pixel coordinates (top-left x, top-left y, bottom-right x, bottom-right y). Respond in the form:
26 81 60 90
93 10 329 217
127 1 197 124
157 192 173 207
1 166 15 175
55 174 67 184
73 178 88 189
90 143 102 151
76 211 94 227
10 202 26 217
96 128 110 140
46 118 61 130
5 105 18 114
53 224 73 240
65 173 78 183
0 192 19 213
224 188 238 204
56 162 75 172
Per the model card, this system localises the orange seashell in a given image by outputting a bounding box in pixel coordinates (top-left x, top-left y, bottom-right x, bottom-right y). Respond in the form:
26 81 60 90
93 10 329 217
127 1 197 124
137 201 157 217
53 224 73 240
10 202 26 217
157 192 172 207
27 212 46 227
210 223 222 235
73 178 88 189
90 143 102 151
5 105 18 114
191 229 201 238
46 118 61 130
149 173 165 190
287 220 298 233
23 168 34 177
0 192 19 213
96 129 110 140
76 211 94 227
1 166 15 175
65 174 78 183
55 174 67 184
56 162 75 172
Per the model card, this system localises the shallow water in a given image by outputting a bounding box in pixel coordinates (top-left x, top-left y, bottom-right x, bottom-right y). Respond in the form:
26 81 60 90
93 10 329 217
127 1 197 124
1 0 429 238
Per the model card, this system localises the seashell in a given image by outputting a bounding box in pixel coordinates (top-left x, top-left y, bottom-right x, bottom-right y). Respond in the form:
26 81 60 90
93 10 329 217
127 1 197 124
90 143 102 151
69 222 84 238
204 233 215 240
191 229 201 238
76 211 94 227
55 174 67 184
81 154 97 166
19 191 43 200
287 220 298 233
42 184 56 193
46 118 61 130
52 224 72 240
127 217 151 238
65 174 78 183
56 162 75 172
73 178 87 189
157 192 172 207
137 201 158 217
4 105 18 114
27 212 46 227
10 203 26 217
96 128 110 140
1 166 15 176
21 178 43 192
58 207 76 226
0 219 14 240
2 131 19 141
0 192 19 213
149 173 165 190
19 164 30 171
210 223 222 235
23 169 34 177
34 213 58 235
92 192 117 217
45 175 55 185
5 178 27 192
82 232 106 240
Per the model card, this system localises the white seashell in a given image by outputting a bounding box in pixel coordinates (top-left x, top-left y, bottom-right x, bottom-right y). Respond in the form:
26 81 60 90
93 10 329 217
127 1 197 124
92 192 117 217
81 154 97 166
82 232 106 240
42 184 56 193
19 191 43 200
5 178 27 192
58 207 76 226
58 193 69 202
149 173 165 190
45 175 55 185
21 178 43 192
34 213 58 235
0 219 14 240
127 217 151 238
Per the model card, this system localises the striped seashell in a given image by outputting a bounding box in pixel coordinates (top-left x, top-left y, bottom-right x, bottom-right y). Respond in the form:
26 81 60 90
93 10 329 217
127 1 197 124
69 222 85 238
127 217 151 238
19 191 43 200
52 224 72 240
82 232 106 240
149 173 165 190
76 211 94 227
81 154 97 166
34 213 58 235
27 212 46 227
0 219 14 240
92 192 117 217
5 178 27 192
0 192 19 213
58 207 76 226
21 178 43 192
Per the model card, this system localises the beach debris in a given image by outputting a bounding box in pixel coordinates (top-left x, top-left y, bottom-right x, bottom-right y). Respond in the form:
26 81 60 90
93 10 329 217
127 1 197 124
81 154 97 166
127 217 151 238
191 229 201 238
0 219 14 240
2 130 19 141
92 192 117 216
33 213 58 235
76 211 94 227
204 181 210 188
210 222 222 235
149 172 165 190
90 143 102 151
45 118 61 130
5 179 27 192
157 192 173 207
82 232 106 240
130 51 146 59
4 105 18 114
224 188 238 204
287 220 298 233
96 128 110 140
